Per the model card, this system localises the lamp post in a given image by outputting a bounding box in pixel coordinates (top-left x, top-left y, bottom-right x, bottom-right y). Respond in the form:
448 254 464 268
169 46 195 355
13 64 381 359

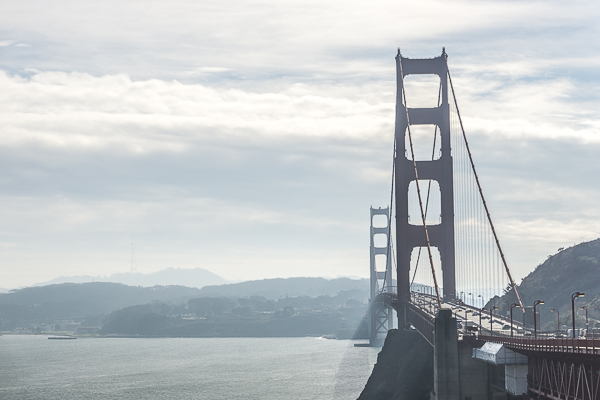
469 293 473 306
580 306 588 335
490 306 498 334
510 303 520 337
533 300 544 339
550 309 560 334
571 292 585 337
465 309 472 334
480 307 485 330
478 294 482 308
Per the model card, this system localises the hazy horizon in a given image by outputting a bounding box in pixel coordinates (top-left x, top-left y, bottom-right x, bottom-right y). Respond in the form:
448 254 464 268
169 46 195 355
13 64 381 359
2 266 371 291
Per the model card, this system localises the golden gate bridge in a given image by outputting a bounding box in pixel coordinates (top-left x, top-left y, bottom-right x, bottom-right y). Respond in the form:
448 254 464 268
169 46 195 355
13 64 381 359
364 49 600 400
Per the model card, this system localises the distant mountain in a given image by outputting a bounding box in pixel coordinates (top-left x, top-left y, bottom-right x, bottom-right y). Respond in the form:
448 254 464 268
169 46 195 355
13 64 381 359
494 238 600 330
0 282 203 325
0 276 370 334
31 267 228 289
100 290 369 338
198 277 369 301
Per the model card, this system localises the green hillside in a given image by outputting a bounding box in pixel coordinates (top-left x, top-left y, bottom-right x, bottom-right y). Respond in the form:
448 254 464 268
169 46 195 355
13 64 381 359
0 282 202 328
198 277 368 300
0 277 369 336
494 238 600 331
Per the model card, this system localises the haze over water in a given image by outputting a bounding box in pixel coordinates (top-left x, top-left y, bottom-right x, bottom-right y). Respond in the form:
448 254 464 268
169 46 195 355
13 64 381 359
1 336 379 399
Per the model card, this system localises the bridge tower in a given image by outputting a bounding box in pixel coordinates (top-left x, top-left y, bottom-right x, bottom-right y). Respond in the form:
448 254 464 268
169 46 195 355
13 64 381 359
369 206 394 345
395 49 456 327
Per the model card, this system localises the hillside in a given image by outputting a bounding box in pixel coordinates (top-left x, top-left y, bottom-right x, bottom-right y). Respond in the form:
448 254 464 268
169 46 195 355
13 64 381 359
0 282 203 329
100 291 368 338
0 277 369 335
197 277 369 301
494 238 600 331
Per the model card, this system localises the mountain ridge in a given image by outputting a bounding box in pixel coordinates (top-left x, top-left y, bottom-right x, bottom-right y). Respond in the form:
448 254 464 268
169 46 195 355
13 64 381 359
493 238 600 330
30 267 228 289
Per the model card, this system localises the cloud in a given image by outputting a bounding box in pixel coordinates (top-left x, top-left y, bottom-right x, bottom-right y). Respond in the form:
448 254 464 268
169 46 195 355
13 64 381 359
0 0 598 288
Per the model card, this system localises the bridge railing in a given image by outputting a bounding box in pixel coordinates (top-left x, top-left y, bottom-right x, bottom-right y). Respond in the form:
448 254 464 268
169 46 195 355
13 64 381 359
407 303 435 346
479 335 600 355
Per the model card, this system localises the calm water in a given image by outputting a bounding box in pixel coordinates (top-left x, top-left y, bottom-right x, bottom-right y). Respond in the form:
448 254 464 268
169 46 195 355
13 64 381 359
0 335 379 399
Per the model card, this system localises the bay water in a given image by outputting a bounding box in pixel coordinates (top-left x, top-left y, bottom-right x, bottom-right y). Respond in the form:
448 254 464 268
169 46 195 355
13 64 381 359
0 335 379 399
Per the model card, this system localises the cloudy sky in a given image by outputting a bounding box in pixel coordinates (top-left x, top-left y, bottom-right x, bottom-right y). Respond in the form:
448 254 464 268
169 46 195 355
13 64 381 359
0 0 598 288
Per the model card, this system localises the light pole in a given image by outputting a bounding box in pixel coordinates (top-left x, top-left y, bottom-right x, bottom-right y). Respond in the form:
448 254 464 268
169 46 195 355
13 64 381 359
465 309 472 334
469 293 473 307
480 307 485 330
580 306 588 335
478 294 482 308
571 292 585 337
510 303 520 337
460 291 464 303
550 308 560 334
490 306 498 334
533 300 544 339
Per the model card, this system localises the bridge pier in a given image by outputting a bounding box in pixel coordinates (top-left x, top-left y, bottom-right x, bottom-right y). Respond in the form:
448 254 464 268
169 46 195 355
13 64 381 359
432 309 496 400
432 309 460 400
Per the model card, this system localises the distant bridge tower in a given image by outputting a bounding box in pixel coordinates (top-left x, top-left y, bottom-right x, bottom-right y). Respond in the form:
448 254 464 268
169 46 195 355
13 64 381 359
369 206 394 345
395 50 456 327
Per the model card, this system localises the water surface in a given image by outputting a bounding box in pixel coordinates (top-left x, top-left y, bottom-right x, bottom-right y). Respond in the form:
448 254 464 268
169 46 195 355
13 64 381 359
1 336 379 399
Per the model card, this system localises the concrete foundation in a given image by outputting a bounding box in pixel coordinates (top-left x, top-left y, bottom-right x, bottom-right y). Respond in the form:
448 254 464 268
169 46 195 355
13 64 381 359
458 341 489 400
432 309 460 400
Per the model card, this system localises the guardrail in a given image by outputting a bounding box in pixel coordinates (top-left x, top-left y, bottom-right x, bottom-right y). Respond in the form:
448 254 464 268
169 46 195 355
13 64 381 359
407 303 435 346
479 335 600 355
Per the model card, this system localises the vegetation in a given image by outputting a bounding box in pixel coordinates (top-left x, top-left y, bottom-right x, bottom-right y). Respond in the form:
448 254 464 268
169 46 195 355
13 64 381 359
101 291 368 337
0 277 369 336
0 282 201 331
492 238 600 331
197 277 368 300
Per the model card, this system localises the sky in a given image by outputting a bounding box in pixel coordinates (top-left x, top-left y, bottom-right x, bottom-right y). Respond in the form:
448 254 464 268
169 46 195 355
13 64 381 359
0 0 598 289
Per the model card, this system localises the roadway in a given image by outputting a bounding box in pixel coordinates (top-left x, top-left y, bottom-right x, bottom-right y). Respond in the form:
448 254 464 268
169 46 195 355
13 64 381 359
410 292 526 338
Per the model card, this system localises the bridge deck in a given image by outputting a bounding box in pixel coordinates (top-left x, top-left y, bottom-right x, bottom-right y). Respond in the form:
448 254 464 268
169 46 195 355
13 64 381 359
379 291 600 360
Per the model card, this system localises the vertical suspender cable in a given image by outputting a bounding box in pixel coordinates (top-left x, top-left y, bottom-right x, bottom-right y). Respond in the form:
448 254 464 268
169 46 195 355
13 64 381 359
446 65 524 312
